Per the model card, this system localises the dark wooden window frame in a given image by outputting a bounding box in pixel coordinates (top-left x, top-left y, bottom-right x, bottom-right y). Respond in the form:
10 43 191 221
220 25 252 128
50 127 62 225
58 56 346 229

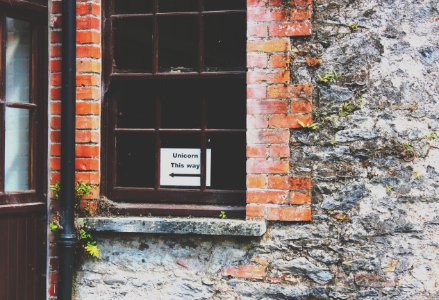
0 2 47 206
102 0 247 218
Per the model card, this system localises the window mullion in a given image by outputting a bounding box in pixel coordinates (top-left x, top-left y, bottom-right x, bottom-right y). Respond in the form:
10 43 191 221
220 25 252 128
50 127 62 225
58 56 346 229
152 0 159 74
197 0 204 73
200 93 207 192
154 91 161 190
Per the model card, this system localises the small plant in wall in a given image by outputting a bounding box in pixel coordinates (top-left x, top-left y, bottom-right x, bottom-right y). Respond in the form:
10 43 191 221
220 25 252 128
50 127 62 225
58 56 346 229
49 181 100 259
318 70 342 84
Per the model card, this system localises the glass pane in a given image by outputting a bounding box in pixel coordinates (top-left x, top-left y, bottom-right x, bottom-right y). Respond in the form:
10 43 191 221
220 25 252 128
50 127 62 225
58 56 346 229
159 0 198 12
204 0 246 10
161 80 202 128
114 18 153 71
5 18 31 103
207 133 245 190
115 0 153 14
205 14 246 71
206 79 246 129
114 81 155 128
116 134 155 187
5 108 30 192
158 16 198 72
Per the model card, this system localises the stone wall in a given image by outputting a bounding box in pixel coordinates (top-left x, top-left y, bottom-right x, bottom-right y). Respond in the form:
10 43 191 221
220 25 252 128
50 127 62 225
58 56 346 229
74 0 439 299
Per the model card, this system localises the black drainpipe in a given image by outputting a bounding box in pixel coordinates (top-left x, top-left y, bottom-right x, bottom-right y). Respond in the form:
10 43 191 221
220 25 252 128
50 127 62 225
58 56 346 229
57 0 76 298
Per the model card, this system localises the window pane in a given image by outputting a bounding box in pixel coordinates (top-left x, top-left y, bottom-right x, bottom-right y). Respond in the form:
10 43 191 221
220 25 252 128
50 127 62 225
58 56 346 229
114 18 153 71
116 134 155 187
158 16 198 72
204 0 246 10
161 80 201 128
114 81 155 128
159 0 198 12
206 79 246 129
5 18 31 103
115 0 153 14
207 133 245 190
5 108 30 192
205 14 246 71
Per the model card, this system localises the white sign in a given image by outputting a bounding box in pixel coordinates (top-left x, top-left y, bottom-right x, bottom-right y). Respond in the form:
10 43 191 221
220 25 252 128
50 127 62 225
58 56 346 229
160 148 211 187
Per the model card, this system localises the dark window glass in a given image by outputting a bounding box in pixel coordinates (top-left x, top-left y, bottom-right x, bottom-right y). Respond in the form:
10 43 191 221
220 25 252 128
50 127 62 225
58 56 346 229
205 14 246 70
161 80 202 128
204 0 246 11
158 16 198 72
159 0 198 12
206 79 246 129
207 133 245 190
115 82 155 128
115 0 153 14
116 134 156 187
114 18 153 71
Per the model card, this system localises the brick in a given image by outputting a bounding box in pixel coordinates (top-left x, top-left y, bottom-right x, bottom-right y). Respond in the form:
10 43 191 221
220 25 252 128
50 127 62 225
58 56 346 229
77 3 100 16
247 70 290 84
268 176 289 189
76 87 101 100
76 145 100 157
77 45 101 58
269 145 290 158
76 74 100 86
247 0 268 7
268 113 312 128
247 53 268 68
50 73 61 86
246 175 267 188
75 172 100 184
305 56 322 67
247 145 267 158
267 84 312 99
289 177 312 190
246 205 265 218
248 8 286 21
247 116 268 129
266 206 311 221
223 265 266 279
247 23 268 37
77 60 101 73
290 7 313 20
247 160 289 174
76 158 99 171
247 100 288 115
269 54 290 68
50 59 61 72
247 190 289 204
50 45 61 58
247 38 290 52
248 129 289 144
77 17 100 30
269 0 312 6
291 100 312 113
76 31 101 44
269 21 312 37
76 116 100 129
289 191 311 205
247 86 267 99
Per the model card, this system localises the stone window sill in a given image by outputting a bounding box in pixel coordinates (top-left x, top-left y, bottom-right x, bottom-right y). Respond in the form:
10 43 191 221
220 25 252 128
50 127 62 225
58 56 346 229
76 217 266 237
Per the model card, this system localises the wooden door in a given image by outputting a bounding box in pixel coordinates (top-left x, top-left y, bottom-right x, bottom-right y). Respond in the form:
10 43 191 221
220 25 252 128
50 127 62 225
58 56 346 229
0 2 47 299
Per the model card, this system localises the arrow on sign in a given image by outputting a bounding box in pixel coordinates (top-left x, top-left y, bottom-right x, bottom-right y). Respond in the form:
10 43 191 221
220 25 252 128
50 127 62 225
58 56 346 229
170 173 201 178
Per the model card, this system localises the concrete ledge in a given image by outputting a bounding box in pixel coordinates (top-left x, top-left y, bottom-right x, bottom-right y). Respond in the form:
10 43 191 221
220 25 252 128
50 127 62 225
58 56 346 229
77 217 266 237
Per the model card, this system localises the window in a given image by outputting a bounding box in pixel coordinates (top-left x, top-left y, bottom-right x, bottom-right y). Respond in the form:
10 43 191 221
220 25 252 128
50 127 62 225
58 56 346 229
0 10 46 204
103 0 247 217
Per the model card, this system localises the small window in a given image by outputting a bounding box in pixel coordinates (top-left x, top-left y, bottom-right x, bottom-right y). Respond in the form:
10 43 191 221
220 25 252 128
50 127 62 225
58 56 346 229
104 0 246 217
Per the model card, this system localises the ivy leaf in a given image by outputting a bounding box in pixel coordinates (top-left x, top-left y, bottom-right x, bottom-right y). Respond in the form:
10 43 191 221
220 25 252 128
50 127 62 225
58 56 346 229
84 243 100 258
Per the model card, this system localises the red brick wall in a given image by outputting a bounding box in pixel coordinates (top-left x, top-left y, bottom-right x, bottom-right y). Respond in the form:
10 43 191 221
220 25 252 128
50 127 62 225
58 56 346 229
246 0 313 221
48 0 101 298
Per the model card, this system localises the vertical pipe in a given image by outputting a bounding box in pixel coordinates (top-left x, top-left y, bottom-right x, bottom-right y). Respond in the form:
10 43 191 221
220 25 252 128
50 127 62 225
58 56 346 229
57 0 76 299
